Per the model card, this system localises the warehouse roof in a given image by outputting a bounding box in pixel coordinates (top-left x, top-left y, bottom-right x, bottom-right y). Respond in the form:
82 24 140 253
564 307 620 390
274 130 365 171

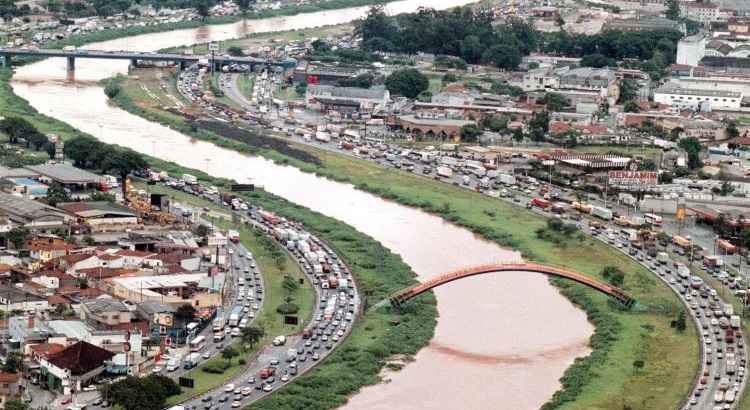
25 163 102 184
0 192 71 225
57 202 136 219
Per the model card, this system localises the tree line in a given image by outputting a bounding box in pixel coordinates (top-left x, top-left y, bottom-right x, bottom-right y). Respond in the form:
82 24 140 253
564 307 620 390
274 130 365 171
356 5 683 73
0 117 56 155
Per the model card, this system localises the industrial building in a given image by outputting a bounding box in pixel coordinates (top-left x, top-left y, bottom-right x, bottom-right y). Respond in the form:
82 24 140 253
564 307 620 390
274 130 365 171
654 84 742 110
0 192 71 229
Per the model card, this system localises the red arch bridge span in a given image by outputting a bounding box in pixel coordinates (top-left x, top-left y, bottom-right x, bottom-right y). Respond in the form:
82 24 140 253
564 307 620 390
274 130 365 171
389 263 635 308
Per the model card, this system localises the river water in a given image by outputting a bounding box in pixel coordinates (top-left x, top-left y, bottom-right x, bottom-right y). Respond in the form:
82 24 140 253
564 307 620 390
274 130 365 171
11 1 594 408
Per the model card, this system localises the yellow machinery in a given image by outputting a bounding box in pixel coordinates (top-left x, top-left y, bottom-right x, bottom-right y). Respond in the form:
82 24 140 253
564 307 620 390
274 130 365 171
125 179 177 225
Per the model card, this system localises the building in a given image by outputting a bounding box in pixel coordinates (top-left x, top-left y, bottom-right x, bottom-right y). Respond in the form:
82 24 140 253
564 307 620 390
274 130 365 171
604 16 685 33
0 285 49 314
24 163 104 195
654 84 742 110
57 201 139 233
108 273 223 308
0 372 20 407
558 67 619 100
305 85 389 114
26 235 72 262
0 192 71 229
394 114 474 141
39 341 114 394
80 297 133 328
519 66 560 91
681 2 722 23
413 102 533 123
293 62 364 85
0 177 49 199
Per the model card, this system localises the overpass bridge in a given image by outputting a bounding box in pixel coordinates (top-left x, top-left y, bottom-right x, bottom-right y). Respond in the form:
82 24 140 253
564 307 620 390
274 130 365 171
0 47 296 79
386 262 635 308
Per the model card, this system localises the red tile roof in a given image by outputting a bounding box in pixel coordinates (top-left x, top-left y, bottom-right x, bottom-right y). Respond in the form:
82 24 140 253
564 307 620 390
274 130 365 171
32 343 66 359
47 295 70 305
46 341 114 375
0 372 20 383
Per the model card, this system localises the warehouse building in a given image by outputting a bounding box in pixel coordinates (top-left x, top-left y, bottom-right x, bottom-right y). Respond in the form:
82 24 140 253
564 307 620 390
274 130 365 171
0 192 71 229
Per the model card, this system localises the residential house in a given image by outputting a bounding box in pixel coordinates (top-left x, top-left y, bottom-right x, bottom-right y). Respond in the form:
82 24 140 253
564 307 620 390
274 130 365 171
39 341 114 394
0 372 20 407
0 286 49 314
80 297 133 329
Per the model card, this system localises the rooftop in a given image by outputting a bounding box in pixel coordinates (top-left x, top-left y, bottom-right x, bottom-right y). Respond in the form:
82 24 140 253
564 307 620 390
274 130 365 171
46 341 115 375
82 297 130 315
655 84 742 98
25 163 103 185
398 115 474 127
112 273 211 296
57 201 136 219
0 192 71 224
308 85 388 101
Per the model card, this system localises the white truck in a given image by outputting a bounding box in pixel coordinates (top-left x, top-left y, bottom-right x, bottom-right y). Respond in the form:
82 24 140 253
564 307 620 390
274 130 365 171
315 131 331 142
498 173 516 185
731 315 741 329
657 252 669 265
182 173 198 185
437 166 453 178
272 335 286 346
166 359 180 372
591 206 613 220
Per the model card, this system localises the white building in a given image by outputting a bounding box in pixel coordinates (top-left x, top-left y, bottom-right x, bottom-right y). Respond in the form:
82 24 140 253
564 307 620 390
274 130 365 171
654 84 742 110
681 2 722 23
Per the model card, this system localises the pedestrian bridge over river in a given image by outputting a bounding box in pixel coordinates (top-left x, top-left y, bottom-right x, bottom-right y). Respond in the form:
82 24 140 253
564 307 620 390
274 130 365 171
383 263 635 308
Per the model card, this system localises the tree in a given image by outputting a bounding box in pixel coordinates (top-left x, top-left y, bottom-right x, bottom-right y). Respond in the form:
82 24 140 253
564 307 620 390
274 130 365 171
221 346 239 364
633 359 645 373
26 132 49 150
227 46 244 57
460 35 484 64
107 375 180 410
600 266 625 287
678 137 703 169
543 92 567 112
459 124 482 143
4 399 29 410
442 73 458 84
192 0 214 18
282 274 299 295
666 0 681 20
624 100 641 113
718 180 735 196
2 352 21 373
727 120 740 139
104 80 120 99
174 304 196 324
0 116 36 144
482 44 521 70
675 310 687 332
295 81 307 97
528 111 550 142
236 0 254 14
581 53 616 68
46 182 71 206
384 68 428 99
101 148 147 199
6 227 29 249
555 14 565 27
195 224 211 238
240 325 265 350
512 127 524 143
618 79 638 104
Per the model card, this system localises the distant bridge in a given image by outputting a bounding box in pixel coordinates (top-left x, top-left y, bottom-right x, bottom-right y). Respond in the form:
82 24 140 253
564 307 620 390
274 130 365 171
0 47 296 79
388 263 635 308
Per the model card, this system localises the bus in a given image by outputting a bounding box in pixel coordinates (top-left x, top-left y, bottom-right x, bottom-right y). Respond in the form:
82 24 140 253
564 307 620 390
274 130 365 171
186 322 200 335
228 305 244 327
644 213 663 226
189 335 206 352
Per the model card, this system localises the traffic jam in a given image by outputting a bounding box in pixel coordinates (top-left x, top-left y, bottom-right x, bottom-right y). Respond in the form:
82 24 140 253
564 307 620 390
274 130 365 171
257 136 749 409
150 176 360 409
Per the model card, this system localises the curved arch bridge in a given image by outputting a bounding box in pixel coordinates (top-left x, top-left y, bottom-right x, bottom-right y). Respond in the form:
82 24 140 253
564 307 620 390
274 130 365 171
388 263 635 308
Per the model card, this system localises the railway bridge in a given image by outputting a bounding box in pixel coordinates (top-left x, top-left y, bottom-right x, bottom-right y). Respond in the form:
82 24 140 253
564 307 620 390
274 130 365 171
388 262 635 308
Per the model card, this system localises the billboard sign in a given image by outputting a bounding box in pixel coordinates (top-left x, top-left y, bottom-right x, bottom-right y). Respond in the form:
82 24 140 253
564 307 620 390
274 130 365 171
608 170 658 187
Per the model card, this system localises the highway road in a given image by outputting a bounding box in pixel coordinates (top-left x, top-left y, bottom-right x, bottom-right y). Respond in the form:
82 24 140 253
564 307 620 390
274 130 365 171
153 181 361 409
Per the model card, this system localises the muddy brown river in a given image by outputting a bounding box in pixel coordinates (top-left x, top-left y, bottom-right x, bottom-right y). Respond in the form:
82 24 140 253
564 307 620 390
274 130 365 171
11 1 594 408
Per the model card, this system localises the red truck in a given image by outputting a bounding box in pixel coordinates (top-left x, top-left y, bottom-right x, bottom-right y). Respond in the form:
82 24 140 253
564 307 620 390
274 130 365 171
259 367 276 379
718 239 737 255
531 198 551 209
